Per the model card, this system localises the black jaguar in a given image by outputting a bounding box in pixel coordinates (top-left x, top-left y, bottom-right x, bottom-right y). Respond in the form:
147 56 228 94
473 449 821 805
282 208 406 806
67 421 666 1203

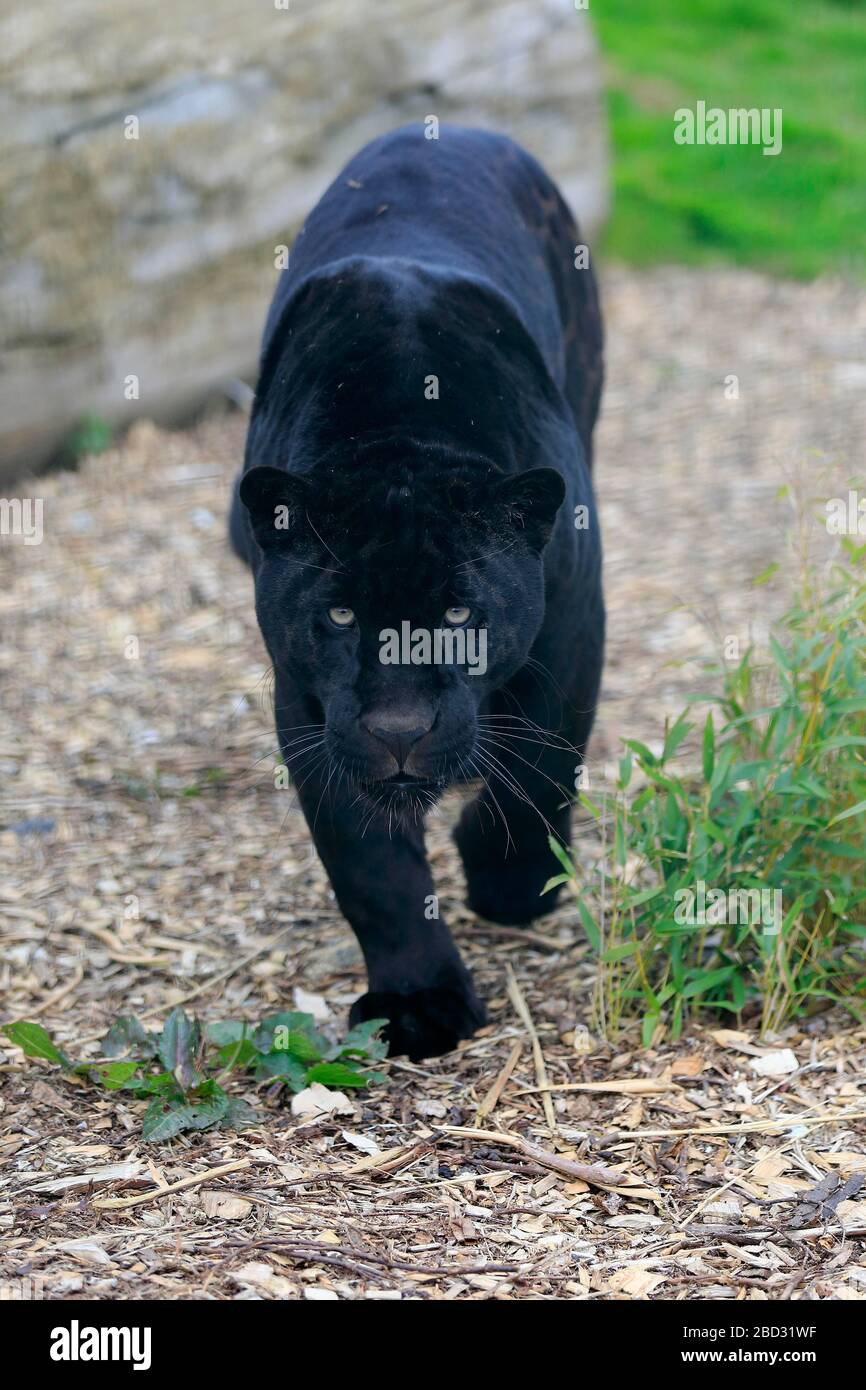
230 123 604 1060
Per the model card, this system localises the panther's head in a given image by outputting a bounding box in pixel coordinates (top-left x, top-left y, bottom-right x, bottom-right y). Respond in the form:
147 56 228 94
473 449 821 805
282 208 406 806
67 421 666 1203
240 442 564 808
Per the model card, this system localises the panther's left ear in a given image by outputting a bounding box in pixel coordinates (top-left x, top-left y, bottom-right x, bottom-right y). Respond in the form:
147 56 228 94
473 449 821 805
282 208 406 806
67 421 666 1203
491 468 566 551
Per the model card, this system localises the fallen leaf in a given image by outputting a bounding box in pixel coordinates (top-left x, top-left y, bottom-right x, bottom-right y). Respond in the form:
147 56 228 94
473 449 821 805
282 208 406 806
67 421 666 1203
200 1190 252 1219
341 1130 380 1156
710 1029 762 1052
702 1197 742 1222
670 1055 705 1077
291 1083 355 1118
292 987 332 1022
415 1098 447 1119
233 1261 293 1297
53 1239 111 1266
750 1049 798 1077
607 1266 667 1297
31 1080 78 1112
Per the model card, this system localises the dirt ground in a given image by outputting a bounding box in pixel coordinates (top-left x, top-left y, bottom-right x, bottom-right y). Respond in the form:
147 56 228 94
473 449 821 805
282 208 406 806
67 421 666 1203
2 265 866 1301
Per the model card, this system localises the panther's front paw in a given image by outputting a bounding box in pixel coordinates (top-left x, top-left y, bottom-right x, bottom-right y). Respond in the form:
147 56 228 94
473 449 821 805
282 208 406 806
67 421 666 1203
350 983 485 1061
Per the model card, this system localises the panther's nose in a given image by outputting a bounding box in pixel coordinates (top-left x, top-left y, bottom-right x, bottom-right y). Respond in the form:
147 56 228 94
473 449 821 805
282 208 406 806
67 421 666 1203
363 709 433 771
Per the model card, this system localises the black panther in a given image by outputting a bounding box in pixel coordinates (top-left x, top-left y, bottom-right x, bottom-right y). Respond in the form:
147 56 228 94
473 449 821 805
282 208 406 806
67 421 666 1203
230 124 604 1061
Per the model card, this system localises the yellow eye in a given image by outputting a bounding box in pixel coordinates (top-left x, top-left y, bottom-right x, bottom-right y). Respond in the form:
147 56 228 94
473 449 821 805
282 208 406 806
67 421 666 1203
328 606 356 627
444 605 472 626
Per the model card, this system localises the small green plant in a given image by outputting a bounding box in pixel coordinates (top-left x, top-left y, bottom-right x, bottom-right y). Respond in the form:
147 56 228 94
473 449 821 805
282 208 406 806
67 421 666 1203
2 1008 388 1141
549 539 866 1043
182 767 230 797
62 412 113 464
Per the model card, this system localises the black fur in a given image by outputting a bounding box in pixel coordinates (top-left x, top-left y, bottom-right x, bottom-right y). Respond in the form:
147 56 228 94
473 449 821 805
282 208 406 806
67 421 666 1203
231 124 604 1060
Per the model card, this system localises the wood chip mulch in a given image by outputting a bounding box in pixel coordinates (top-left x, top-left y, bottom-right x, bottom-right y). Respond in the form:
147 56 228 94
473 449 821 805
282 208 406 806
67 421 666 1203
1 265 865 1300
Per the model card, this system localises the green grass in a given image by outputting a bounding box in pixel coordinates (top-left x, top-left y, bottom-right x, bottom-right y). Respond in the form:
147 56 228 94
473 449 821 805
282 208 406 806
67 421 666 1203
592 0 866 277
549 530 866 1044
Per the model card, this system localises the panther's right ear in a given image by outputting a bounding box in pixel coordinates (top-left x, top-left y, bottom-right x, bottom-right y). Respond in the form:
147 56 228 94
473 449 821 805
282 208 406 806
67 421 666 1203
239 467 311 549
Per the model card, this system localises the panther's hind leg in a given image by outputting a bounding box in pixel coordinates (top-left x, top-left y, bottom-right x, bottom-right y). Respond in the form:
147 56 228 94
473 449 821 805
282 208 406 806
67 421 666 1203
454 666 600 926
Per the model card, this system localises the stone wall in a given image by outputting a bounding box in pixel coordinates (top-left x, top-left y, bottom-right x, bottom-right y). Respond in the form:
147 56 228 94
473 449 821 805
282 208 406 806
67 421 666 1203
0 0 608 478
